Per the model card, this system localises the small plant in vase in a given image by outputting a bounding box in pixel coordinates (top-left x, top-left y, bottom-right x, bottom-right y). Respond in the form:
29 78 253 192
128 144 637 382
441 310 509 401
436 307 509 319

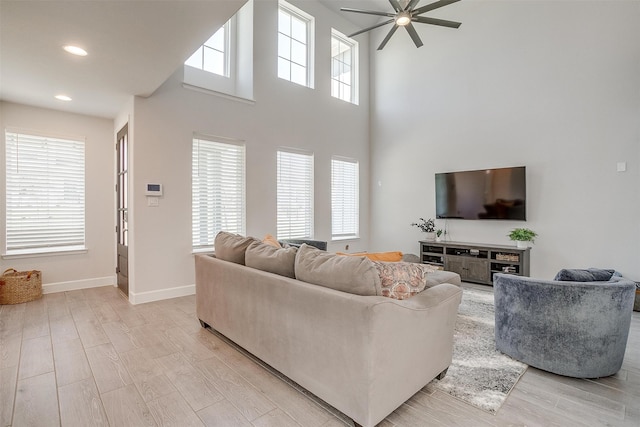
508 228 537 248
411 218 436 240
435 229 443 242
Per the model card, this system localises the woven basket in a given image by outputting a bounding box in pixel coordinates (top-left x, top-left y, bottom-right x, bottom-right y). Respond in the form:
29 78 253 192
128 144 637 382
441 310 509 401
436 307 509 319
0 268 43 304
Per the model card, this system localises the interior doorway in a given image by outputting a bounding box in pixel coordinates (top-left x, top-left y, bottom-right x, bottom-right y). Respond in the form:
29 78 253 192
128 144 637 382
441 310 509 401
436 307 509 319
116 124 129 297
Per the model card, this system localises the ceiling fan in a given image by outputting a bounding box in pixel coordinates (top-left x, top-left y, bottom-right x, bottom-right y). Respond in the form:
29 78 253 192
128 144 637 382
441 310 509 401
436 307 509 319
341 0 462 50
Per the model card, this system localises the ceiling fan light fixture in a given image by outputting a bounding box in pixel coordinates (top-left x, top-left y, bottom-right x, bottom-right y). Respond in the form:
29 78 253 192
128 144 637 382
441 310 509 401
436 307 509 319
395 12 412 26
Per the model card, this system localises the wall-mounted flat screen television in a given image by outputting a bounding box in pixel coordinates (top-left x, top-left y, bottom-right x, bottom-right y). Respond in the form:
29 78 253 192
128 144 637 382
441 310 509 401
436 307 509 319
435 166 526 220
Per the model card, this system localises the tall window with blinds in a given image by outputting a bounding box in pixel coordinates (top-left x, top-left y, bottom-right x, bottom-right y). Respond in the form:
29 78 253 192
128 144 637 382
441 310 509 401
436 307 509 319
5 131 85 255
192 137 245 251
331 157 359 239
277 150 314 239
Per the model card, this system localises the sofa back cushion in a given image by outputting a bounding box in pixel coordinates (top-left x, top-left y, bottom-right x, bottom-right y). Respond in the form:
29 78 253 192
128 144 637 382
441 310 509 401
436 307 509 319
214 231 259 265
245 241 297 278
295 244 382 296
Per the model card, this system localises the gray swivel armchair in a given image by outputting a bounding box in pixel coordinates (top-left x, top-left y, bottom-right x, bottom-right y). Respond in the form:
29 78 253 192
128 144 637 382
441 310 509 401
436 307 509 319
493 271 635 378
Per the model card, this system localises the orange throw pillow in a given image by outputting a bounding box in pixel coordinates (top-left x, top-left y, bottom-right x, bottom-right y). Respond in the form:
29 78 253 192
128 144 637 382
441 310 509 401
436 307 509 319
263 234 281 248
336 251 403 262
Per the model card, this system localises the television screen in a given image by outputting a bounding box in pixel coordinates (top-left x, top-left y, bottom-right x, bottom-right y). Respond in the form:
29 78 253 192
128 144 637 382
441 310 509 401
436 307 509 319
435 166 526 220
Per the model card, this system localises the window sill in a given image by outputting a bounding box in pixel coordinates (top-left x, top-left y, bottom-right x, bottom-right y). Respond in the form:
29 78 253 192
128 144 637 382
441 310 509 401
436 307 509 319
331 236 360 242
2 247 88 260
182 83 256 105
192 248 214 255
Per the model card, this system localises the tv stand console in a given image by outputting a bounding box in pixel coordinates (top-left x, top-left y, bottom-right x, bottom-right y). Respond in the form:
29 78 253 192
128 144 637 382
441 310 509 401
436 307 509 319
419 241 530 285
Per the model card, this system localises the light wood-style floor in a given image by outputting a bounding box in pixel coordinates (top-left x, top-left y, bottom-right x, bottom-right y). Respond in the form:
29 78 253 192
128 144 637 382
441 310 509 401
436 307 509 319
1 284 639 426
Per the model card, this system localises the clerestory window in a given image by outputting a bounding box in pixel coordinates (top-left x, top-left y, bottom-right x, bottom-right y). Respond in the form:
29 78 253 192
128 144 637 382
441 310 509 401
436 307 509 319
278 0 314 88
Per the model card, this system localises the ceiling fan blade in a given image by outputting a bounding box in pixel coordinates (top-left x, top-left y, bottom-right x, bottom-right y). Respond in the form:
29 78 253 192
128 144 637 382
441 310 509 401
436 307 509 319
348 19 394 38
405 23 424 48
413 16 462 28
413 0 461 16
377 25 399 50
406 0 421 11
388 0 402 12
340 7 395 18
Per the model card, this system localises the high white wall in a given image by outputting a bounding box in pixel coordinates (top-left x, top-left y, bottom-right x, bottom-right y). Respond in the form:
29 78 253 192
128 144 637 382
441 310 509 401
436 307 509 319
370 1 640 279
126 0 370 300
0 102 116 289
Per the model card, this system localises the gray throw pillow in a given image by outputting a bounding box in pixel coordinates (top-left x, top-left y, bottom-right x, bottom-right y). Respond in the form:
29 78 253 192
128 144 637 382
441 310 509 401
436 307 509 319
245 241 297 278
294 244 382 296
553 268 615 282
214 231 259 265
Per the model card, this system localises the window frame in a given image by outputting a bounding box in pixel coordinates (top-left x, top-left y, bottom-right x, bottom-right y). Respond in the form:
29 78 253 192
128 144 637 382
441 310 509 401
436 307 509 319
191 135 246 252
4 130 86 257
277 0 315 88
185 20 232 78
331 29 359 105
276 149 314 240
331 156 359 240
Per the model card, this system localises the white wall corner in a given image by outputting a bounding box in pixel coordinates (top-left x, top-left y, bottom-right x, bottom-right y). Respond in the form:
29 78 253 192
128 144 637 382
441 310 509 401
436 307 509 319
129 284 195 305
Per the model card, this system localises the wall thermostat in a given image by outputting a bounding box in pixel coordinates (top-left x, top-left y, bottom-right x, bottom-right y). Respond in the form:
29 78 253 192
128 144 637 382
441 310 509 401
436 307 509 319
145 183 163 196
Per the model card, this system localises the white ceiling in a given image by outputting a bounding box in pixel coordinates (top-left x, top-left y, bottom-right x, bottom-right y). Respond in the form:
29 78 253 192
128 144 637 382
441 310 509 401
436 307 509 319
0 0 245 119
0 0 429 120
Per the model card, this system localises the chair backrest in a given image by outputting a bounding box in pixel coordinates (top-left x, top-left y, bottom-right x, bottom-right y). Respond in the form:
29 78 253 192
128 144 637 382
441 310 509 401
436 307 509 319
493 273 635 378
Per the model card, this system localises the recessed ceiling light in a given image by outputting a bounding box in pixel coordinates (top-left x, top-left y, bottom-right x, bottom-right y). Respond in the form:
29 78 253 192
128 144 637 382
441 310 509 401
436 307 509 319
63 45 87 56
55 95 72 101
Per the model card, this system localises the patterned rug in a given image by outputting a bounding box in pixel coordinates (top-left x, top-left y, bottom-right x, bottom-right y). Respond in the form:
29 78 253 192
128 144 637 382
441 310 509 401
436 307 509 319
430 287 528 414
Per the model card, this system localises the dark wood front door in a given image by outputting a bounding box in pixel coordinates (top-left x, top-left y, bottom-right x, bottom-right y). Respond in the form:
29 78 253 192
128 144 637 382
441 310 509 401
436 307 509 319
116 124 129 297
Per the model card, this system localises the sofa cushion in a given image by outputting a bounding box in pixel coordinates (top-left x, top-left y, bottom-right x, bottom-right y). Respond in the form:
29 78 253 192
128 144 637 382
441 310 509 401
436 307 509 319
336 251 403 262
554 268 615 282
214 231 259 265
246 241 297 278
372 261 442 300
295 244 382 296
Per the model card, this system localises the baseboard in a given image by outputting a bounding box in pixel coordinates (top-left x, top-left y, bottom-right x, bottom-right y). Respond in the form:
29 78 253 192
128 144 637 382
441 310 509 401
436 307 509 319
43 276 116 294
129 284 195 305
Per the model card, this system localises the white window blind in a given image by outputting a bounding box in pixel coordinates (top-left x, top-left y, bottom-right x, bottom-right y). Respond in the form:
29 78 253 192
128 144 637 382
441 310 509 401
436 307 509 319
278 1 314 87
331 29 358 104
277 150 313 239
192 137 245 251
5 131 85 254
331 157 359 239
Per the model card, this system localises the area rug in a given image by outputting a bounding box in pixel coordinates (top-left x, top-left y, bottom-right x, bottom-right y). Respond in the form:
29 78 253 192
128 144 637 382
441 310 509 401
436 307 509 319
430 287 528 414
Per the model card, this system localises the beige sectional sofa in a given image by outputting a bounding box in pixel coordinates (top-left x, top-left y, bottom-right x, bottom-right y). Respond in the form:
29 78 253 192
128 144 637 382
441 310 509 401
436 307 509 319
195 234 462 427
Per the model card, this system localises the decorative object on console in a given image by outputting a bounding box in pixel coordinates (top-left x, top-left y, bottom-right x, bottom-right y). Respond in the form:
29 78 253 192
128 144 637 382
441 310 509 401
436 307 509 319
507 227 537 248
340 0 462 51
435 229 443 242
412 217 436 240
494 272 636 378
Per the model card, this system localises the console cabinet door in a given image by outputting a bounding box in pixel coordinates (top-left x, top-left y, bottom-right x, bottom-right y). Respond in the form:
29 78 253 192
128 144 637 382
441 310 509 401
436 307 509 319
466 259 491 283
445 258 466 280
445 257 490 283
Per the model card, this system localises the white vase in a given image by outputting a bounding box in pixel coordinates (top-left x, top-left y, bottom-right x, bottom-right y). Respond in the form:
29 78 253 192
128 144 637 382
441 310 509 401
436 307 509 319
425 232 436 241
516 240 528 249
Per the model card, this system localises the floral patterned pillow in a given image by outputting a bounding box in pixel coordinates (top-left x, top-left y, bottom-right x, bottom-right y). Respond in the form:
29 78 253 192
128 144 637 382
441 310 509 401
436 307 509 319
372 261 440 300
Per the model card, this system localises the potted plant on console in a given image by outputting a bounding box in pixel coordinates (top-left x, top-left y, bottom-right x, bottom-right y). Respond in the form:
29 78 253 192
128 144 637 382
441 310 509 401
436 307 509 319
508 228 537 248
412 218 436 241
